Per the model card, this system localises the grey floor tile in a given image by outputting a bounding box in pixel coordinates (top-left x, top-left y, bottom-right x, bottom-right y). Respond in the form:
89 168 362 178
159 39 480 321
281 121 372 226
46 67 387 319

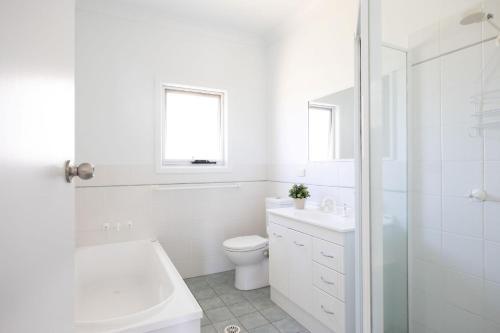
259 306 288 323
229 301 256 317
212 318 247 333
249 324 280 333
273 317 308 333
213 283 240 296
195 287 217 300
201 312 211 327
199 296 226 311
239 311 269 330
220 292 247 306
242 289 265 301
201 325 217 333
205 307 236 323
249 295 275 311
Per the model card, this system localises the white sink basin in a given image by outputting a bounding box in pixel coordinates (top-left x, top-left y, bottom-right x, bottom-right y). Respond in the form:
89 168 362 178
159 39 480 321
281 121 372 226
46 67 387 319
267 207 355 232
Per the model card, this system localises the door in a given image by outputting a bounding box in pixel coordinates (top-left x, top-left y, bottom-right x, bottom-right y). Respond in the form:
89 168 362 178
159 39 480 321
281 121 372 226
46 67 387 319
0 1 75 332
288 229 313 310
268 223 289 295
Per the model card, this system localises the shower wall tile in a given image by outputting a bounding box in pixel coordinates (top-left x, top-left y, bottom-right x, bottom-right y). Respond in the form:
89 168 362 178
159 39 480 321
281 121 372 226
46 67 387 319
485 201 500 242
412 194 442 231
483 281 500 324
443 268 483 314
442 161 482 197
411 59 441 128
485 241 500 283
441 44 482 126
485 162 500 201
442 124 483 161
411 161 442 196
413 228 442 263
410 5 500 333
442 232 483 277
443 196 483 237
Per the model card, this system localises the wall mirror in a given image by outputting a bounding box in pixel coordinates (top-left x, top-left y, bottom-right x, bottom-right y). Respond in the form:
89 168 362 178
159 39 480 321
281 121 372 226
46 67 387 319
308 87 354 161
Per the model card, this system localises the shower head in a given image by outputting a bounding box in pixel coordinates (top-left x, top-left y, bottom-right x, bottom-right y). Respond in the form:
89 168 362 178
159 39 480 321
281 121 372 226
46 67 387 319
460 11 493 25
460 11 500 46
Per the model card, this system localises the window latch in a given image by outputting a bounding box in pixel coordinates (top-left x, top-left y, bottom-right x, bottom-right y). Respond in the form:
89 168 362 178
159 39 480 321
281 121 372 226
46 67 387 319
191 160 217 164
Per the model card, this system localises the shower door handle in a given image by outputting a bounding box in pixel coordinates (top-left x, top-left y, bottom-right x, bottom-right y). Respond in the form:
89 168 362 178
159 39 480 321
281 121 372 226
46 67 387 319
65 160 94 183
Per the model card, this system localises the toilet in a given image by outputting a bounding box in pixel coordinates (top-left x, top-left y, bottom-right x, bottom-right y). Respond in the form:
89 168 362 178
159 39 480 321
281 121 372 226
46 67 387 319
223 197 293 290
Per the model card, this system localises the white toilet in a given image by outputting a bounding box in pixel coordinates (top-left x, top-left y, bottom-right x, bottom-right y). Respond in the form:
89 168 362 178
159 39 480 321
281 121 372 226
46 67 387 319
223 197 293 290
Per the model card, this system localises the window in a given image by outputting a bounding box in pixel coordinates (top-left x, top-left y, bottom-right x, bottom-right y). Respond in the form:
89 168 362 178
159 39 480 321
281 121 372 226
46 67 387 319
160 84 227 169
308 103 335 161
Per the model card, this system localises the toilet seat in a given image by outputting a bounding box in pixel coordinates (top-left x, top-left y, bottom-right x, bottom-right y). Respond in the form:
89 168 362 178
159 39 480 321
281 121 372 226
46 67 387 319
223 235 268 252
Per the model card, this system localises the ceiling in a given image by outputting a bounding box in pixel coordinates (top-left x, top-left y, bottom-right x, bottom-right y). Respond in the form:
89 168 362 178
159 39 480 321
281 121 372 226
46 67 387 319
77 0 313 35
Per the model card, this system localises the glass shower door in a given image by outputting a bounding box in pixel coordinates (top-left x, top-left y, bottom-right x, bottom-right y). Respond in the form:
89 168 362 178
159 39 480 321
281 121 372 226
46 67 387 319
364 0 500 332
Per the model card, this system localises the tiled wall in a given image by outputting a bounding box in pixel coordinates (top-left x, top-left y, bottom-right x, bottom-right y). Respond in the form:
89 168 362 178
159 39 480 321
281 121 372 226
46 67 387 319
76 182 268 278
408 1 500 331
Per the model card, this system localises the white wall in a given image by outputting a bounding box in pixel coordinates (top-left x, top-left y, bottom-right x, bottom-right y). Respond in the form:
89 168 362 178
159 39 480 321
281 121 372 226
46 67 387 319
75 1 359 278
75 8 268 277
408 1 500 331
265 0 357 207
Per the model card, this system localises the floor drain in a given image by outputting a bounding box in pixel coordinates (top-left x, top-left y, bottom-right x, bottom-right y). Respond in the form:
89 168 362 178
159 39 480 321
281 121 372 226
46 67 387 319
224 325 241 333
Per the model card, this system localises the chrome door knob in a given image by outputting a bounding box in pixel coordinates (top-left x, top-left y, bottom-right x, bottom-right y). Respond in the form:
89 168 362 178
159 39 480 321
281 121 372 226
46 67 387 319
65 160 95 183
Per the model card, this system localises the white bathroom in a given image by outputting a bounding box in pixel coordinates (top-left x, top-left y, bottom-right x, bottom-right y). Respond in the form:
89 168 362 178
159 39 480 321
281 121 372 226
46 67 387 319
2 0 500 333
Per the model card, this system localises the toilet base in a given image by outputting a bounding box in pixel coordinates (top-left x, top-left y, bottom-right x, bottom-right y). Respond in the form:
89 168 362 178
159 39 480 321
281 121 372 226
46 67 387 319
234 259 269 290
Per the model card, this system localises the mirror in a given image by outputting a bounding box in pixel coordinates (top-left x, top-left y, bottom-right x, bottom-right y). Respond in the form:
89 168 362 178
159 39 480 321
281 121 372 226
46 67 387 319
308 87 354 161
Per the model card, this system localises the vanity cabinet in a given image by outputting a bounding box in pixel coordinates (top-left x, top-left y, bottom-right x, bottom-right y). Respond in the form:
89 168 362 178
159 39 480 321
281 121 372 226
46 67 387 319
267 209 355 333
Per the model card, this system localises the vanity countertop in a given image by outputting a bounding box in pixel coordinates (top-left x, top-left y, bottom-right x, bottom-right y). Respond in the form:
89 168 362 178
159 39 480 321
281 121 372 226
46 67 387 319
267 207 355 233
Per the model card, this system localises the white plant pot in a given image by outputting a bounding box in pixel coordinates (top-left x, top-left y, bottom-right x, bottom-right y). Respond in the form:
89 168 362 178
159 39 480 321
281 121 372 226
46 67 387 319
294 198 306 209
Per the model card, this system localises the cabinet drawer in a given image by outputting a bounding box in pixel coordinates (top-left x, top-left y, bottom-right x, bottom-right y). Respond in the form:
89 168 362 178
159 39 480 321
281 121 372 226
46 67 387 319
313 287 345 333
313 238 344 273
313 263 345 301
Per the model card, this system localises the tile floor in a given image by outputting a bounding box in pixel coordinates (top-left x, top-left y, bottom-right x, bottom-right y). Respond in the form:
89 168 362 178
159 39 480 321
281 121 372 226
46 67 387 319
184 270 310 333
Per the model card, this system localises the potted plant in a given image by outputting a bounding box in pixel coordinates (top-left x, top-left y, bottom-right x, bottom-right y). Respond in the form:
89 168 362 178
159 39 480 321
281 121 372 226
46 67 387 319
288 184 310 209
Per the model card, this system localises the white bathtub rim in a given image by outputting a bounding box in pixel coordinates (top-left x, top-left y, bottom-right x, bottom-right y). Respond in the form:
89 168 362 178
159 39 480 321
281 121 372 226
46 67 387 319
75 239 202 333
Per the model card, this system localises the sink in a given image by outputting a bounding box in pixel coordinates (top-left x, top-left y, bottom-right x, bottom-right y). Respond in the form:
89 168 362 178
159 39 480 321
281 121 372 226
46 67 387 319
267 207 355 232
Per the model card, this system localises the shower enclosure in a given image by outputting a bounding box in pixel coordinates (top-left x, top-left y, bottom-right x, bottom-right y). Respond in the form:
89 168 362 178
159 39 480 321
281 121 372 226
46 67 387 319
361 0 500 332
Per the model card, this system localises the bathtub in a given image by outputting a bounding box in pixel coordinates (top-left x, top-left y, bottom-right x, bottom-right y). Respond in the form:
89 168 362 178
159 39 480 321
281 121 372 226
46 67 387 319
75 240 202 333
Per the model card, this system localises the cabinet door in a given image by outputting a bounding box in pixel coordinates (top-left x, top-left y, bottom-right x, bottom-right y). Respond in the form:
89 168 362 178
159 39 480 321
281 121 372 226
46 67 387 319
268 223 289 295
288 229 313 310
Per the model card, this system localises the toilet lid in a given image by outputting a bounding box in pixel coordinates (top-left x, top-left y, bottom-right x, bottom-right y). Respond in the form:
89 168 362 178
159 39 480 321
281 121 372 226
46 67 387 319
223 235 268 251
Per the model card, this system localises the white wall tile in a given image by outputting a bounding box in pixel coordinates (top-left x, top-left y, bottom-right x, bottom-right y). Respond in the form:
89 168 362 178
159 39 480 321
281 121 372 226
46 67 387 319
483 281 500 325
443 196 483 238
485 162 500 201
411 59 441 128
443 161 482 197
442 232 483 277
412 194 442 230
485 202 500 243
411 160 442 196
442 303 484 333
485 241 500 284
442 124 483 161
412 228 442 263
443 268 483 314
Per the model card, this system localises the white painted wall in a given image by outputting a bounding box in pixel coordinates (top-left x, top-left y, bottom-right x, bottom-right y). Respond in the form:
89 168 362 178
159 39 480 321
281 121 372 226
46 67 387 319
75 8 268 277
265 0 357 205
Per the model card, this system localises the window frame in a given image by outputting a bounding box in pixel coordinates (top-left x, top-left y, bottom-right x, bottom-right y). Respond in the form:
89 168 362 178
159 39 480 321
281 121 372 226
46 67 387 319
307 102 336 162
156 83 229 173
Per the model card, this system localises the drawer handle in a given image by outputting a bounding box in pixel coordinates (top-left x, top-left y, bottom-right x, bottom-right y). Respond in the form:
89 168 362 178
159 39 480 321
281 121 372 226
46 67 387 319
321 276 335 285
321 305 335 316
320 251 335 259
294 241 305 247
273 232 283 238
